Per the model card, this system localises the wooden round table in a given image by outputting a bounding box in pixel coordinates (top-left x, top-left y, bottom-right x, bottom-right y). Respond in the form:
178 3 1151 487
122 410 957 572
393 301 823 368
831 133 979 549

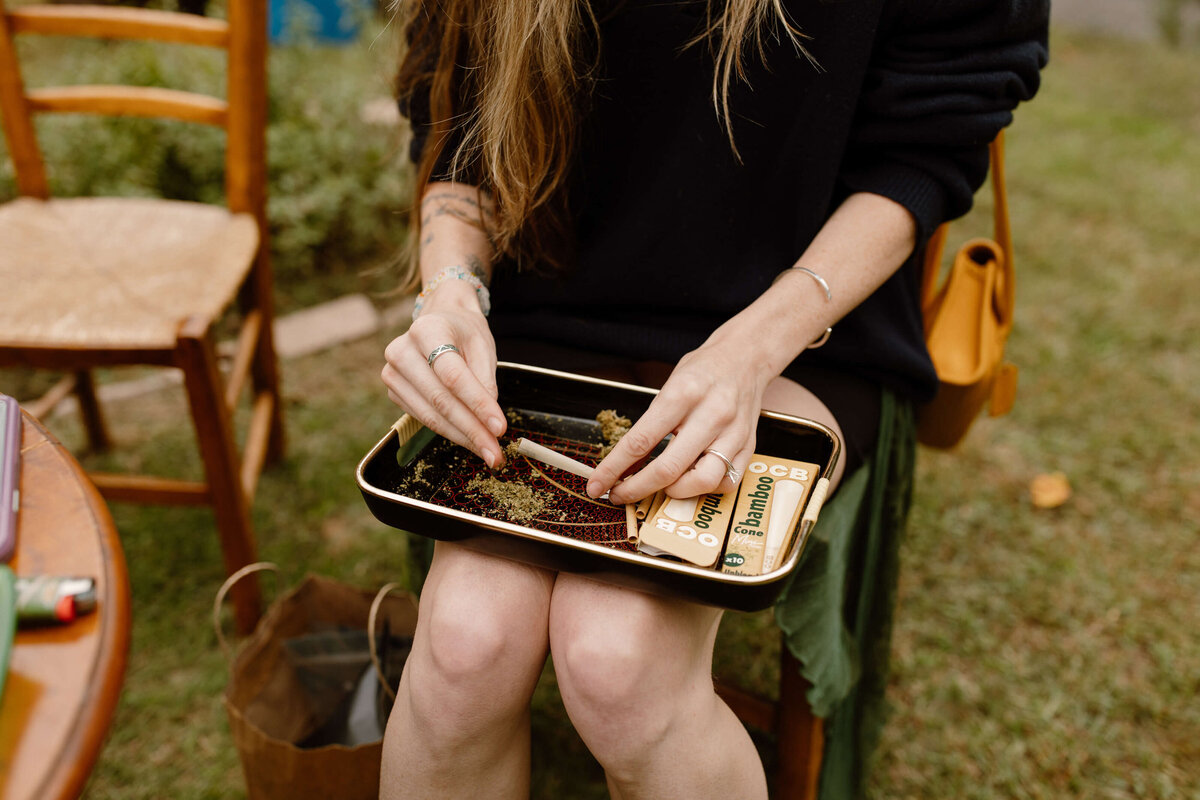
0 411 131 800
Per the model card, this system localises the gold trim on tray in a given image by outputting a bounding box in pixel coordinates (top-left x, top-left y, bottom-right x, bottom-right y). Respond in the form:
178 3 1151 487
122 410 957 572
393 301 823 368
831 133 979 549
357 362 842 601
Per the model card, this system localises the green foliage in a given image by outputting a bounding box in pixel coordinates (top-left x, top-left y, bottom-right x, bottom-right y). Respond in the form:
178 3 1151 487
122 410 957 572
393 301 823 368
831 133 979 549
262 34 411 296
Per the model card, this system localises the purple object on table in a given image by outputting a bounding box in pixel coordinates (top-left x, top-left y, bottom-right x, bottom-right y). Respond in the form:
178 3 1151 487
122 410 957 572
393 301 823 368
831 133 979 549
0 392 21 563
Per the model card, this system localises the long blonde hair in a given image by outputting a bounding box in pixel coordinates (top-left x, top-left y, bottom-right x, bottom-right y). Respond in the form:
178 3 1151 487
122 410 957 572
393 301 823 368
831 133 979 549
394 0 806 287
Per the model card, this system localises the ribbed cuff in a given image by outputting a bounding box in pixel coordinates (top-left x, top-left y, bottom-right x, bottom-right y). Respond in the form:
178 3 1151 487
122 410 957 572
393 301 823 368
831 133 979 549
840 159 950 245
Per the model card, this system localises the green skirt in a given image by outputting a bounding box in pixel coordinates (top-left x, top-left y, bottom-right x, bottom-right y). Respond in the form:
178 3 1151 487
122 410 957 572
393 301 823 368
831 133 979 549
774 389 917 799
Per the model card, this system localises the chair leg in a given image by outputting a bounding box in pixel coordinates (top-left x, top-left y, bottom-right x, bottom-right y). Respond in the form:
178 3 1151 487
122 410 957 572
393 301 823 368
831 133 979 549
74 369 111 452
776 644 825 800
177 317 261 635
252 320 286 466
241 253 285 466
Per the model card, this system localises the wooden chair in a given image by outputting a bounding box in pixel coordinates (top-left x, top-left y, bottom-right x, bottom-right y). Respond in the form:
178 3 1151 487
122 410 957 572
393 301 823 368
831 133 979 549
0 0 282 633
717 637 825 799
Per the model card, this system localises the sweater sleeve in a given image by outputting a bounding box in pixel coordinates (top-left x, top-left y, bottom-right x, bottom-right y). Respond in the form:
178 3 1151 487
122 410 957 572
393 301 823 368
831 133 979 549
403 95 478 184
839 0 1049 241
395 26 475 182
396 72 434 168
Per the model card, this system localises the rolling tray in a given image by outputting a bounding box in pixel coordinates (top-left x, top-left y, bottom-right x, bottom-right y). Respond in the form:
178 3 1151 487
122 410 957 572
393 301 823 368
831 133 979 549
357 362 840 611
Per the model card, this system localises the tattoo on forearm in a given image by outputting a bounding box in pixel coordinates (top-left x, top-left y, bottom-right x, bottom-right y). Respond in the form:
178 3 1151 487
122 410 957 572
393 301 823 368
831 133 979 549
419 191 497 228
465 254 487 282
421 192 492 211
419 205 454 227
417 190 498 267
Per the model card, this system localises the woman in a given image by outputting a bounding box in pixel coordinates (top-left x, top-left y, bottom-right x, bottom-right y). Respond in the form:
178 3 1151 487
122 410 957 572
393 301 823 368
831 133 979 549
380 2 1048 797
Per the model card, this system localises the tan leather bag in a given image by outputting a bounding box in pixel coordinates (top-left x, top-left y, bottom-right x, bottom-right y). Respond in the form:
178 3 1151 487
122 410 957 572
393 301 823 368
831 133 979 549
917 131 1018 449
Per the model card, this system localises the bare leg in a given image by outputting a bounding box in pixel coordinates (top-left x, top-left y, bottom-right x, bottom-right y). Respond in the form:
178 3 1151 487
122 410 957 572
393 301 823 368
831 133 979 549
380 374 845 799
380 542 555 800
549 574 768 800
762 374 848 491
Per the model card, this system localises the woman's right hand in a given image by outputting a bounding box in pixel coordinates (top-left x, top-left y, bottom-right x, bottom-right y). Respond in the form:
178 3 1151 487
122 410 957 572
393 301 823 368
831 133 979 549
381 281 508 469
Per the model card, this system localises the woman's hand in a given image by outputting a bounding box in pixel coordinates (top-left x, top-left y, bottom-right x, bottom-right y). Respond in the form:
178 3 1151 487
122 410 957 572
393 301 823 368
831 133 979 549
381 281 508 469
587 328 776 506
588 194 917 504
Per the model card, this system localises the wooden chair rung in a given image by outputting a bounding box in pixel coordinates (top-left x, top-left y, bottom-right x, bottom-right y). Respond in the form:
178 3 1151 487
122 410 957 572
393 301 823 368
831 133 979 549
90 472 210 505
239 390 273 500
224 309 261 411
24 372 78 419
7 5 229 46
27 86 227 126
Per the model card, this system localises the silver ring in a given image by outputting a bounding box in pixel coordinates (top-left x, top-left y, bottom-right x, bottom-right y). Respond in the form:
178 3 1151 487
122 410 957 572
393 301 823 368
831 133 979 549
426 343 460 368
704 448 740 484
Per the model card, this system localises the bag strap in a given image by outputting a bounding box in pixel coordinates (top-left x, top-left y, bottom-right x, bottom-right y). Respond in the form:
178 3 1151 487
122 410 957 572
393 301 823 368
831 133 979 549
921 129 1013 309
990 129 1013 266
214 566 407 700
212 561 281 658
368 582 405 702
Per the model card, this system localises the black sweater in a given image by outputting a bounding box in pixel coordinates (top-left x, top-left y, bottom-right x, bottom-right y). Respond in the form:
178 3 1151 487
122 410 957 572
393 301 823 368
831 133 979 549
404 0 1049 402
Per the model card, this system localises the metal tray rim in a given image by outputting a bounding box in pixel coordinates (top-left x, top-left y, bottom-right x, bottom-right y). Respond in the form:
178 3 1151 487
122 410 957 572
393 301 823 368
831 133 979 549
356 362 841 588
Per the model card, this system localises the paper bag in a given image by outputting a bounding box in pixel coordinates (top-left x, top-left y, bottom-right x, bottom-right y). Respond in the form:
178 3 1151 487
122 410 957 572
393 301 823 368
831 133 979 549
220 572 418 800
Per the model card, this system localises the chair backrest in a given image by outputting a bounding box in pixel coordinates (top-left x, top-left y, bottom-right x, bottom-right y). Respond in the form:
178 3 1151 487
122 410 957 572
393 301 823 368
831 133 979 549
0 0 267 229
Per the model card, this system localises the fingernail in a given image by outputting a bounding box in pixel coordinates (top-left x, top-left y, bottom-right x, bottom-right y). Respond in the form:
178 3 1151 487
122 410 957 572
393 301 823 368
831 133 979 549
488 416 506 436
587 480 603 499
484 448 500 469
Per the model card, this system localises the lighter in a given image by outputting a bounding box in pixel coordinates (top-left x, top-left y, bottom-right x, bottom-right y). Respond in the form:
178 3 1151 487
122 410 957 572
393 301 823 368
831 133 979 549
14 575 97 624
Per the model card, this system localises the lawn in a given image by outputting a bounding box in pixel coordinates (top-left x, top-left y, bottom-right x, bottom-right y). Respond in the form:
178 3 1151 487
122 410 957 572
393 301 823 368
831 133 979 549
2 21 1197 800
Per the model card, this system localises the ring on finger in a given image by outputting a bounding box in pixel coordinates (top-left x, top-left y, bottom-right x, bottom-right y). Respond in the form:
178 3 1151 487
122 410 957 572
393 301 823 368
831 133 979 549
426 343 460 368
704 448 741 484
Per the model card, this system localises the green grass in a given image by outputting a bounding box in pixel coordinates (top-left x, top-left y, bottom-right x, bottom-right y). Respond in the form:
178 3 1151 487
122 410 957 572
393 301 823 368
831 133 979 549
2 24 1197 800
869 29 1200 800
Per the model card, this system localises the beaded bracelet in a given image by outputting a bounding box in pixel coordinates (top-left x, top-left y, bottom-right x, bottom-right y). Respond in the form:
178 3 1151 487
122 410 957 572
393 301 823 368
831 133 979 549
411 265 491 322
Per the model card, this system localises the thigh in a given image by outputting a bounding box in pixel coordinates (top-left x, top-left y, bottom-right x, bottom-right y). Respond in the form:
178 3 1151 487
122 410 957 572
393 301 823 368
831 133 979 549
762 375 848 491
548 572 722 688
422 538 557 602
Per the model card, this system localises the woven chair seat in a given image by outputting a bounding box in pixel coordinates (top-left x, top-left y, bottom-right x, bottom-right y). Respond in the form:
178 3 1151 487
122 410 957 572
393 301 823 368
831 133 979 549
0 196 259 350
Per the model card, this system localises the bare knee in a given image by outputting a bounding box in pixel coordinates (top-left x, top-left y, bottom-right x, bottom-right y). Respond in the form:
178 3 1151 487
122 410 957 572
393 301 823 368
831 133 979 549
550 581 719 770
555 614 661 712
555 628 671 769
404 552 552 737
422 598 532 697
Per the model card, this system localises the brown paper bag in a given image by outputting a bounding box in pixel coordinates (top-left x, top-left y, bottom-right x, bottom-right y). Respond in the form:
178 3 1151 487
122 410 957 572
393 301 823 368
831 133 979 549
216 570 418 800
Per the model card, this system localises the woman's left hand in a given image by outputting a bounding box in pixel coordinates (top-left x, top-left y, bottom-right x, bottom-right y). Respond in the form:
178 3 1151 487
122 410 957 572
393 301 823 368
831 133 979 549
587 331 776 505
587 194 918 505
